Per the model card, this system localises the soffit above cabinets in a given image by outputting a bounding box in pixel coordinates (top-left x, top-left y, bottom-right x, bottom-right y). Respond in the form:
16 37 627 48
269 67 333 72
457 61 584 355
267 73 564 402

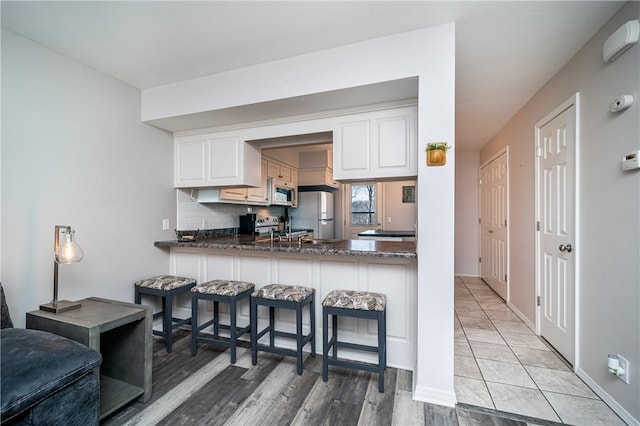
145 78 418 133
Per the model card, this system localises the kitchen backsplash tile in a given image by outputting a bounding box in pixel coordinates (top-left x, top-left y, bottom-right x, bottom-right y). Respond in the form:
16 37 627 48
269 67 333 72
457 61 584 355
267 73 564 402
176 189 280 231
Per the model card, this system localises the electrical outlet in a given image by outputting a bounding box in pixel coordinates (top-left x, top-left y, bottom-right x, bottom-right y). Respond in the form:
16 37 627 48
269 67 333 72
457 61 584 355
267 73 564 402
387 217 392 223
162 219 170 231
618 355 630 384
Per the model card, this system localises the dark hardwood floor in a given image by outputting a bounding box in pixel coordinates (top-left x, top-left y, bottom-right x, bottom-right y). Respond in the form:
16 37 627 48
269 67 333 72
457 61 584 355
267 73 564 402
102 330 559 426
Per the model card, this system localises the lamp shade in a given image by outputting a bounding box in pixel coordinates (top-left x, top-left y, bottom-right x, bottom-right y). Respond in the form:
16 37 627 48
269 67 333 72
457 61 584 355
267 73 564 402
56 228 84 264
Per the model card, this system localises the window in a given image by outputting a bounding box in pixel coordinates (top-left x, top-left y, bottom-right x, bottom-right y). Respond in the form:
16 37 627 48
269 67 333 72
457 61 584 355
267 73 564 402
351 184 377 225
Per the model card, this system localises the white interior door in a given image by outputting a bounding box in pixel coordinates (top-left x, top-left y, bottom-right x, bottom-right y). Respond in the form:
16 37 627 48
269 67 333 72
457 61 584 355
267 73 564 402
480 150 508 300
537 101 576 365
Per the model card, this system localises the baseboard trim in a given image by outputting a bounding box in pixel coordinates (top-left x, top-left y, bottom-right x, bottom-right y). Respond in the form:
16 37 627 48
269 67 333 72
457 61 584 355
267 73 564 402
412 385 456 407
454 273 480 278
575 367 639 426
506 301 535 332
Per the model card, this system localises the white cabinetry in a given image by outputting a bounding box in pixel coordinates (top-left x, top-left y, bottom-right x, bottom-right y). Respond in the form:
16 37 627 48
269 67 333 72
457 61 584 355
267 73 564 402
174 133 261 188
265 158 296 187
169 247 417 370
197 159 268 205
333 106 417 181
267 161 290 181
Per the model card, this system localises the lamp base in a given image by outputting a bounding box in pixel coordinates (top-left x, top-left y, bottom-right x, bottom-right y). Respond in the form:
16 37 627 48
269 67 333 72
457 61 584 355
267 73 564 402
39 300 82 314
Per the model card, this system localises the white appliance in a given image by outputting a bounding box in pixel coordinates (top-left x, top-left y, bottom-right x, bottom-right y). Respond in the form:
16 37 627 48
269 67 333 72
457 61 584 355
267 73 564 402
296 191 334 239
268 178 297 207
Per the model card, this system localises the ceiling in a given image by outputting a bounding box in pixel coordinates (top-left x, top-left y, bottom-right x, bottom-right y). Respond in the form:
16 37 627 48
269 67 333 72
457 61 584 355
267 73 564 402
1 1 624 151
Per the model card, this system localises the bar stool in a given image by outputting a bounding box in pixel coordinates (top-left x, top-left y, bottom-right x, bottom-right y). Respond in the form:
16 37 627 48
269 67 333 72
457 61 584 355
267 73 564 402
250 284 315 375
191 279 255 363
322 290 387 392
134 275 196 352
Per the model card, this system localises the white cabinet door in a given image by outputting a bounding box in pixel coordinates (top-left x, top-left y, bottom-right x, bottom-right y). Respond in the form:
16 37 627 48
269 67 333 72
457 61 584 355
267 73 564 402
208 136 240 181
289 168 297 187
175 138 208 187
266 160 280 179
334 106 416 181
266 159 295 184
246 159 269 204
335 120 371 177
174 133 261 188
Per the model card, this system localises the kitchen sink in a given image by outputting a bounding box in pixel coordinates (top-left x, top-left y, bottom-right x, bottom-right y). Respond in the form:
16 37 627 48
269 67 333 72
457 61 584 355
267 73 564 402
253 237 341 246
299 238 340 245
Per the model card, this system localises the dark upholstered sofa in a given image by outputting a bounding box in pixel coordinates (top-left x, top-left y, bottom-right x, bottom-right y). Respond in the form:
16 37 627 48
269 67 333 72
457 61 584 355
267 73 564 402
0 285 102 425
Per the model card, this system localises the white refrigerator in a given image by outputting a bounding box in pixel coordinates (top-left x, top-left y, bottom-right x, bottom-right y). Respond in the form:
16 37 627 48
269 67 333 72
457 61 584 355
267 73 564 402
295 191 335 239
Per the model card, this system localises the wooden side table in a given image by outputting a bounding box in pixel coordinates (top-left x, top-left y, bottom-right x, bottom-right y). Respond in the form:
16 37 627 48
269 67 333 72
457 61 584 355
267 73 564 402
26 297 152 419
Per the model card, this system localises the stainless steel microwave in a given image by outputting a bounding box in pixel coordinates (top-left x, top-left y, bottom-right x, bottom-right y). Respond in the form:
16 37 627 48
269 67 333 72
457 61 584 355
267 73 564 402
268 178 297 207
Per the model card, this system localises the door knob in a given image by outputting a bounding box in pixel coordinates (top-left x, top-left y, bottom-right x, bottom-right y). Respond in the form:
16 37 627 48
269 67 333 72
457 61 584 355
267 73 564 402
559 244 573 253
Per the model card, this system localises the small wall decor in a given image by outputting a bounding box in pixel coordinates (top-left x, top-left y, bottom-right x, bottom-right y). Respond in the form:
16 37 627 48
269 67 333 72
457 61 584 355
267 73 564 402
402 186 415 203
426 142 450 166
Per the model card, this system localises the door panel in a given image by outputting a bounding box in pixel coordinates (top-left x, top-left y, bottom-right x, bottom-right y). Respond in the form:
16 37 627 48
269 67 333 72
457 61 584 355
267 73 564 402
480 150 508 300
538 103 575 364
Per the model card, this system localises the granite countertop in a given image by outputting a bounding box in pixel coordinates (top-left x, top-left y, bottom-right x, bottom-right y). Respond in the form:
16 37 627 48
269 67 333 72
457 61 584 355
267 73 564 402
357 229 416 237
154 235 416 259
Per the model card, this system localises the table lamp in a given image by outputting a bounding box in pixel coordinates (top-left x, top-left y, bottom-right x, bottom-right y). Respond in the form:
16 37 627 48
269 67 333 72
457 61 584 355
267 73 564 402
40 225 84 313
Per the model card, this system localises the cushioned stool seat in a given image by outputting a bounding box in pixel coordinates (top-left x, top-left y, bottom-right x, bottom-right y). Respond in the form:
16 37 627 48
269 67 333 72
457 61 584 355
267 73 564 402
251 284 315 375
134 275 196 352
191 280 255 363
322 290 387 392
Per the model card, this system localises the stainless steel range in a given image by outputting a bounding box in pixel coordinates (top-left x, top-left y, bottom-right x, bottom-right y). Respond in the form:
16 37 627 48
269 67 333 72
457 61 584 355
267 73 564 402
254 215 281 235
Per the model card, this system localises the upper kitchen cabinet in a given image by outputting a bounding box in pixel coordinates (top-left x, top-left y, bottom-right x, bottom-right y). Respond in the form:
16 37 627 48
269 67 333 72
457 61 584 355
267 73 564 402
264 157 297 187
174 133 261 188
333 106 417 181
198 158 269 205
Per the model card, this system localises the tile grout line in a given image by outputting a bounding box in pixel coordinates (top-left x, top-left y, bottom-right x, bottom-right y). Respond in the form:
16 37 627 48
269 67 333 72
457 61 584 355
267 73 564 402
465 278 567 423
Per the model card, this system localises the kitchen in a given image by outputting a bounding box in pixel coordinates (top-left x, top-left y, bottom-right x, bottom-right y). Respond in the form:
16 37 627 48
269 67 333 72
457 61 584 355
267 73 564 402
175 141 417 242
160 125 419 369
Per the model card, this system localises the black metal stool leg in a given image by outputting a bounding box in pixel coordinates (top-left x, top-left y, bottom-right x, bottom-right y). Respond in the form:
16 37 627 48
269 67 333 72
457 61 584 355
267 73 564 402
322 307 329 382
296 303 303 375
251 298 258 366
191 293 198 356
230 298 238 364
309 295 316 357
164 293 173 352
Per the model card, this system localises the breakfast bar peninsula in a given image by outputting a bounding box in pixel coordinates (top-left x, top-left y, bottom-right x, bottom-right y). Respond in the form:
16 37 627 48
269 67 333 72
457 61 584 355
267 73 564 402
154 235 417 369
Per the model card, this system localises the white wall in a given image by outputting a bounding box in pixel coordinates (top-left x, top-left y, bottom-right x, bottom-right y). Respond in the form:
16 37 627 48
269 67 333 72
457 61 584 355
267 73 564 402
454 151 479 276
382 180 417 231
1 30 175 327
143 26 457 406
480 4 639 423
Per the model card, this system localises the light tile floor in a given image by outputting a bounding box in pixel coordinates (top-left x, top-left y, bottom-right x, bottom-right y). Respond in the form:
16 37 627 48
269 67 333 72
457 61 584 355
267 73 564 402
454 276 626 425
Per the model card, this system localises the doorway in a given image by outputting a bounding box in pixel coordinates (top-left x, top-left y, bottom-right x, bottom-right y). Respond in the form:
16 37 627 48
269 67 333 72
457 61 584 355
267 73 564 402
479 148 509 300
535 94 579 366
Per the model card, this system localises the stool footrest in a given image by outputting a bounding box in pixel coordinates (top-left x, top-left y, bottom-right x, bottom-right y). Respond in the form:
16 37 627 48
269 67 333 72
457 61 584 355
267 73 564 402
325 357 382 373
330 341 379 353
254 344 306 360
170 317 192 329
